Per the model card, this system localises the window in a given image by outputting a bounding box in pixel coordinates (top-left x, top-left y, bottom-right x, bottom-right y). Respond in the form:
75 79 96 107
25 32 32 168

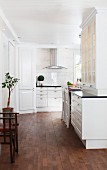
75 55 81 81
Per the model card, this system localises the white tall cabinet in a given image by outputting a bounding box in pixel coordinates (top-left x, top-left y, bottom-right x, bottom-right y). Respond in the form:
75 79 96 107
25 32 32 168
72 7 107 149
19 47 36 113
81 8 107 95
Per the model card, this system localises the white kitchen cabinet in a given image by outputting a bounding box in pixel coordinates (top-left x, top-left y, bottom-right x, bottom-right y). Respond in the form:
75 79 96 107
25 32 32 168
36 87 62 112
62 87 70 128
81 8 107 95
48 90 62 98
81 18 96 85
48 98 62 107
71 92 107 149
19 47 36 113
71 94 82 138
36 97 48 107
36 87 48 107
48 87 62 107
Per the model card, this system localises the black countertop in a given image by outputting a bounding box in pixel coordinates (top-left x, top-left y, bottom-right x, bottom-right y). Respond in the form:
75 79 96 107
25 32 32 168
70 91 107 98
68 87 81 91
36 85 61 87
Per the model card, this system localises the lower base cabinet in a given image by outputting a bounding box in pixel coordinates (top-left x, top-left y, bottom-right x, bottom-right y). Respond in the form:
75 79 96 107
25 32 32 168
36 97 48 107
71 93 107 149
48 98 62 107
62 87 70 128
36 87 62 112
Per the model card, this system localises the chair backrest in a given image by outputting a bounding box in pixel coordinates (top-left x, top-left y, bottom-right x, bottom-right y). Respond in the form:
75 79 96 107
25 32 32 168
0 112 19 163
0 112 19 128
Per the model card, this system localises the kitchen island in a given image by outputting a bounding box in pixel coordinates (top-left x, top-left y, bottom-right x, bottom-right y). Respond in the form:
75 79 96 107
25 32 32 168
62 86 107 149
71 90 107 149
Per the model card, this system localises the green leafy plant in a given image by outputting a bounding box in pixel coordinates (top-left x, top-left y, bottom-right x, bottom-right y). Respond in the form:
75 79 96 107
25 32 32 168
38 75 44 81
2 72 19 107
67 81 73 86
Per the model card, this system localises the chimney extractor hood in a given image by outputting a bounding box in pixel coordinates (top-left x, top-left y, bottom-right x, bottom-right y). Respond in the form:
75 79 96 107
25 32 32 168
43 49 67 69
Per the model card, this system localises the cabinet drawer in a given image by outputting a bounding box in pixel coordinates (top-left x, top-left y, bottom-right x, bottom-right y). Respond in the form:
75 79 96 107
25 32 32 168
36 87 47 91
76 103 82 113
72 100 78 107
48 91 62 98
75 110 82 120
71 112 76 121
76 117 82 132
73 95 82 104
36 90 47 95
36 97 47 107
36 94 47 98
48 87 62 91
48 98 62 107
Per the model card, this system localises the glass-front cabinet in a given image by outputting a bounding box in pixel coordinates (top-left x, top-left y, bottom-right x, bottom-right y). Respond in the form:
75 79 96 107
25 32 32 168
81 7 107 95
81 18 96 86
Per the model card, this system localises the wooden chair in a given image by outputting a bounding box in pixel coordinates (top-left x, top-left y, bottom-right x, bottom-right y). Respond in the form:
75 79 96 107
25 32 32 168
0 112 19 163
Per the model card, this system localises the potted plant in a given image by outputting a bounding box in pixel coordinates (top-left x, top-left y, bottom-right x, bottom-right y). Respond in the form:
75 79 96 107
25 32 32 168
2 72 19 112
38 75 44 86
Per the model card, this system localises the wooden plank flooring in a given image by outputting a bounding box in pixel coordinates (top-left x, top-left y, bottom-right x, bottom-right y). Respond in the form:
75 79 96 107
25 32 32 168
0 112 107 170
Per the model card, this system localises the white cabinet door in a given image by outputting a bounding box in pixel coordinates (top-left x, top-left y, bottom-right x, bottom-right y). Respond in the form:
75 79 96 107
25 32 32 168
19 48 36 113
36 97 48 107
19 90 34 110
48 87 62 107
48 98 62 107
48 90 62 98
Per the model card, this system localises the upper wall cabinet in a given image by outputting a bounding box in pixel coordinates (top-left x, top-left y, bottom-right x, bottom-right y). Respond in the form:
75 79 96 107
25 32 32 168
81 8 107 95
81 18 96 85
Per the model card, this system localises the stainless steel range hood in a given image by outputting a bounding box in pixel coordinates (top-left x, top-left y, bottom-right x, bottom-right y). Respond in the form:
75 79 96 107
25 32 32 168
44 48 67 69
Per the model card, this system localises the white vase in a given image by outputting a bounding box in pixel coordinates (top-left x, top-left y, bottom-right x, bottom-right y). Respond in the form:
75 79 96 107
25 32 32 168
39 81 43 86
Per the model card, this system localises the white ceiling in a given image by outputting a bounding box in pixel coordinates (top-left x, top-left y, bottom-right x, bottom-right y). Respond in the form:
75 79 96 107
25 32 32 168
0 0 107 46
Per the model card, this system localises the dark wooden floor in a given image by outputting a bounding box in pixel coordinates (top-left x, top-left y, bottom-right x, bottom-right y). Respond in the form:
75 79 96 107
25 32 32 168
0 112 107 170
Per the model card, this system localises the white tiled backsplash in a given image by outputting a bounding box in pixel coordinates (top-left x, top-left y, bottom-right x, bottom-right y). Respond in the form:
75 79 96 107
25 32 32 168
36 48 79 86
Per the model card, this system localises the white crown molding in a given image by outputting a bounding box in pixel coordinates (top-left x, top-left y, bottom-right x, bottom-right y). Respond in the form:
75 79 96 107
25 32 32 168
0 7 20 43
17 42 80 49
80 7 97 29
81 7 107 29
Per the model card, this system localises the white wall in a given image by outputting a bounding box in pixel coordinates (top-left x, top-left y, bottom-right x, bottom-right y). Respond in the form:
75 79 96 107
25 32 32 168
1 32 17 110
0 31 3 111
36 48 79 86
2 33 9 108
